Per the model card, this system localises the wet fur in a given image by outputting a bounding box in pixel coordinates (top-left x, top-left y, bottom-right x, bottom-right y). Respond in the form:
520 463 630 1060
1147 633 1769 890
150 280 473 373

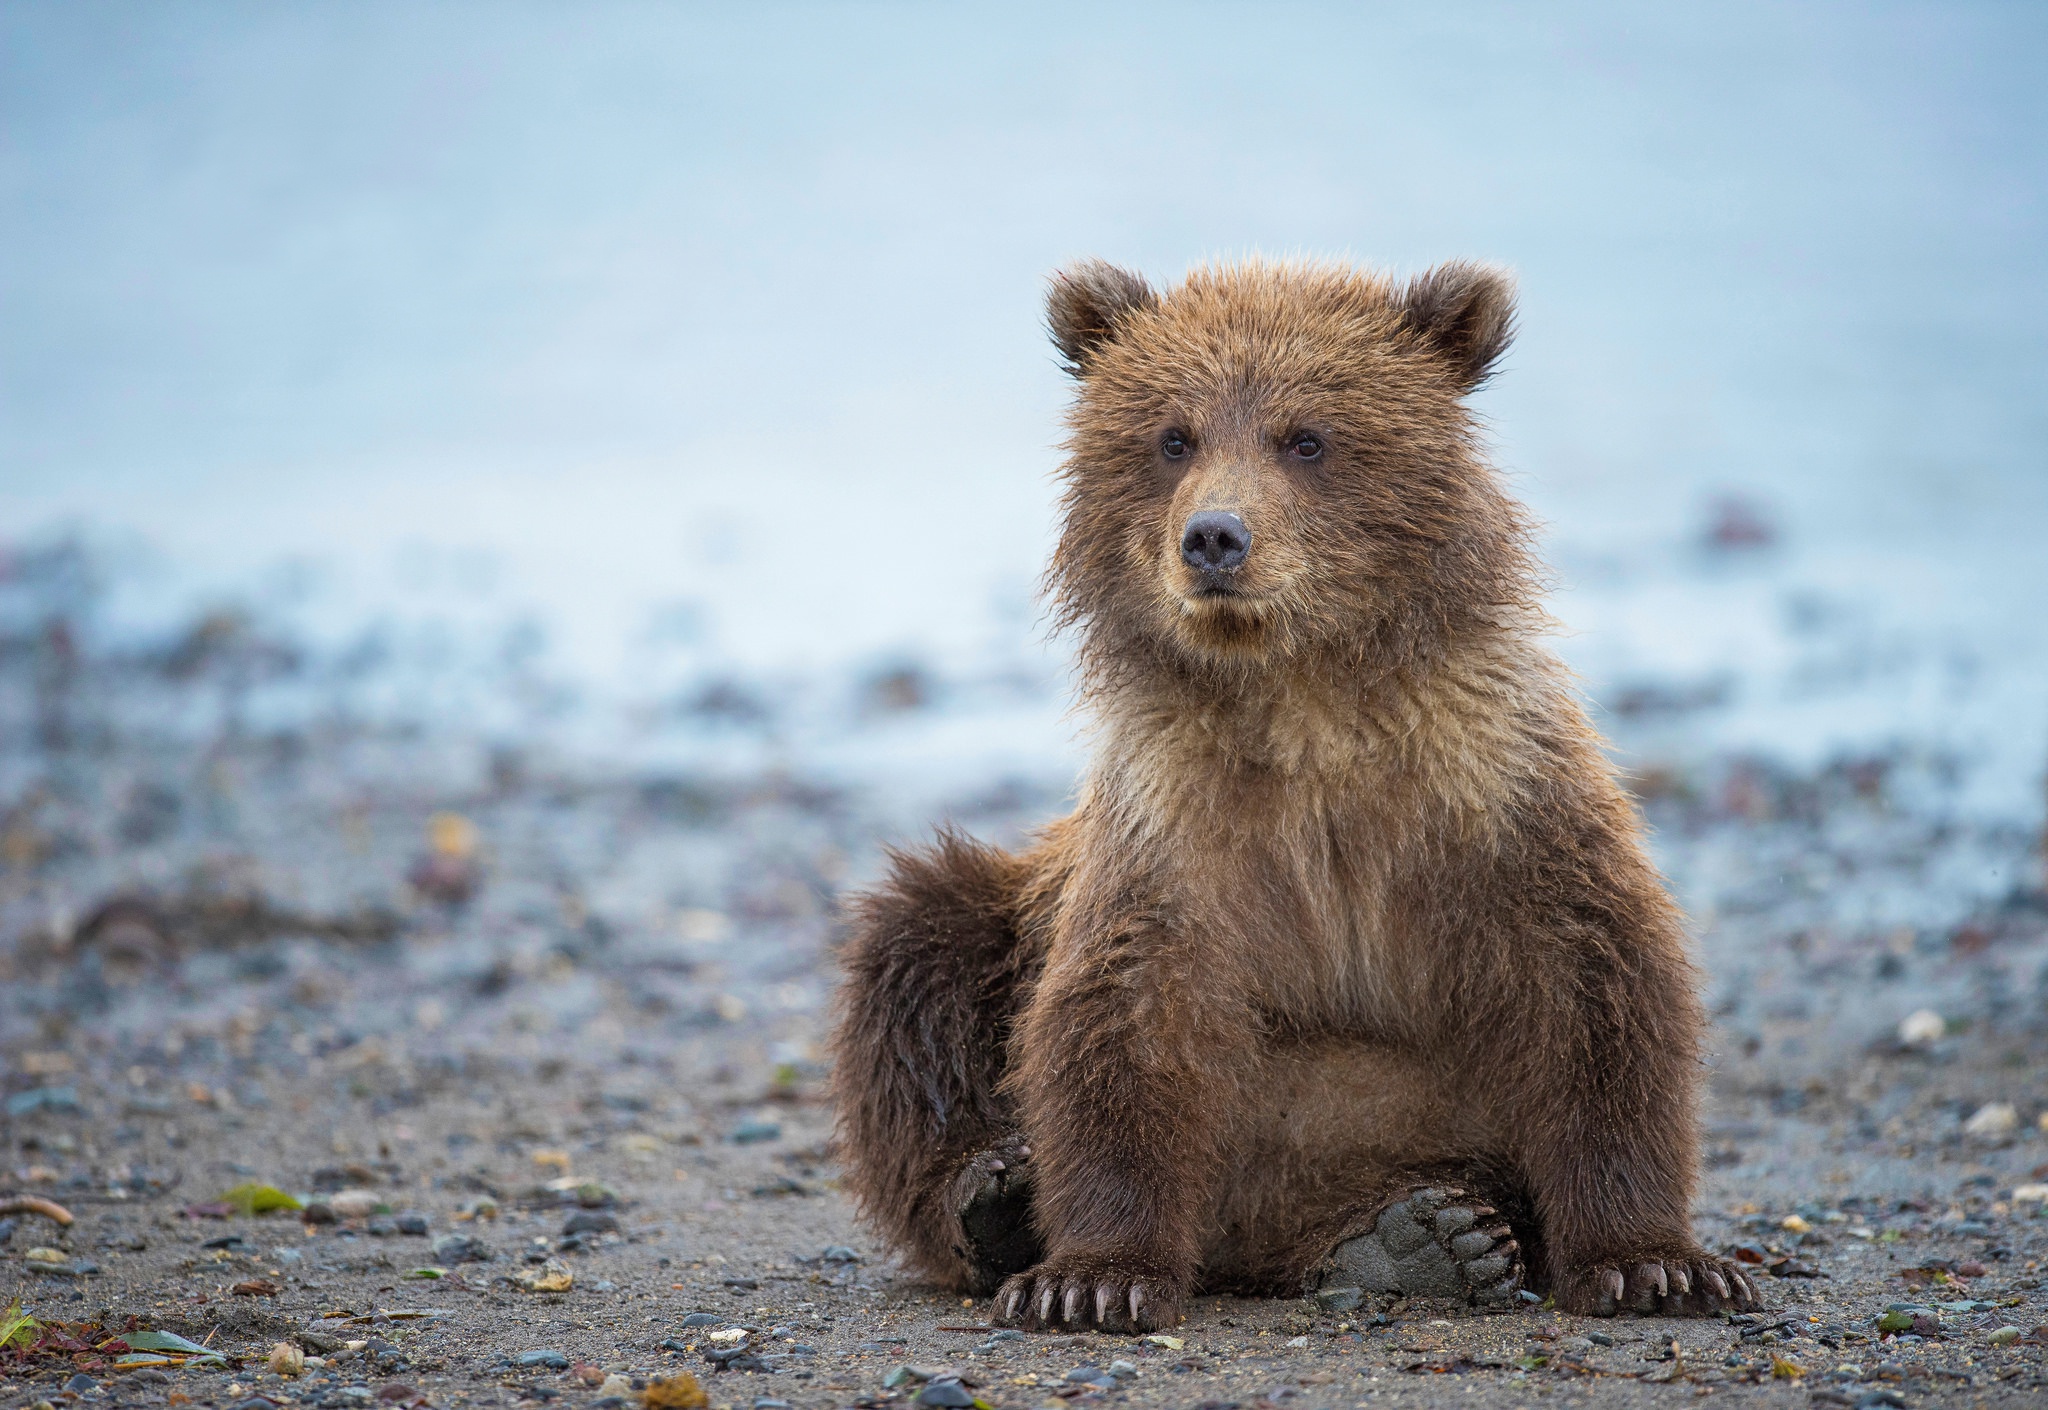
830 258 1752 1327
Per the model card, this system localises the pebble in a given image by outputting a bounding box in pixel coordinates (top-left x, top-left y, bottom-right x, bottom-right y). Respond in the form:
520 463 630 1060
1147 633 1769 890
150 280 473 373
562 1210 620 1236
1988 1326 2022 1346
395 1214 429 1236
1897 1010 1945 1046
430 1233 492 1264
730 1121 781 1144
819 1244 860 1263
517 1350 570 1369
1963 1103 2017 1139
513 1258 574 1293
678 1312 722 1328
914 1383 975 1408
1313 1286 1362 1312
329 1189 382 1219
754 1401 794 1410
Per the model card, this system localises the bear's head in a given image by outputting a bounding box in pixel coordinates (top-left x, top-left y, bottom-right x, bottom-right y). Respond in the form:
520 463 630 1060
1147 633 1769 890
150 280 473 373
1045 258 1535 677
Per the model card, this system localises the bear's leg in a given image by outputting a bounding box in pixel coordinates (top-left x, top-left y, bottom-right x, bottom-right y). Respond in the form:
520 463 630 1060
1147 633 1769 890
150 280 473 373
829 832 1048 1294
1488 911 1764 1318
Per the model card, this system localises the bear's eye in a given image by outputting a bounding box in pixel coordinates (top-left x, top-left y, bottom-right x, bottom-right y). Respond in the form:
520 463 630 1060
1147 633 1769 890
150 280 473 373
1288 434 1324 462
1160 432 1192 460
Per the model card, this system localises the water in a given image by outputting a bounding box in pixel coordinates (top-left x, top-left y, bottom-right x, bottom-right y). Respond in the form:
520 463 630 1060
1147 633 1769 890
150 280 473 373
3 2 2044 816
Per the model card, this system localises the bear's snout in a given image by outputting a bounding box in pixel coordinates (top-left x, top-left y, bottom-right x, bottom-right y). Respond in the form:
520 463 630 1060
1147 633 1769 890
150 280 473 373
1180 510 1251 579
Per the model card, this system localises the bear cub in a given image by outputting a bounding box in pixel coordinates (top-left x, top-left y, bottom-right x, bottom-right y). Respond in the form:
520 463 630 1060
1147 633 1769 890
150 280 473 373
830 257 1759 1331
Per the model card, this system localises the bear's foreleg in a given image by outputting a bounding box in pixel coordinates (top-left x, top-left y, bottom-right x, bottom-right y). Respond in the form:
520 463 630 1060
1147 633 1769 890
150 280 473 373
829 832 1047 1292
1505 925 1763 1317
993 908 1243 1333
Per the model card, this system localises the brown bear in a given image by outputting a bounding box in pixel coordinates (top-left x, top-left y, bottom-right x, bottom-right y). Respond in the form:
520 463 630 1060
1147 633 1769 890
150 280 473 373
828 257 1760 1332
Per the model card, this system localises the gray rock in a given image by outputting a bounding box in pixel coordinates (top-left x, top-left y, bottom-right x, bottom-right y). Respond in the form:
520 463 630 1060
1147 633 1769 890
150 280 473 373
1313 1286 1363 1312
563 1209 619 1236
430 1232 492 1264
516 1349 570 1368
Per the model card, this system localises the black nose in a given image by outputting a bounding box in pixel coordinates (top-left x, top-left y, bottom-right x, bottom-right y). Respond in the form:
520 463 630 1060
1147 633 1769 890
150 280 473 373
1181 510 1251 573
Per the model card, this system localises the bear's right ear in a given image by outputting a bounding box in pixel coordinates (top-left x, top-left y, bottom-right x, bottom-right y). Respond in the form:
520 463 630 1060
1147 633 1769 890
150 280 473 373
1047 260 1156 376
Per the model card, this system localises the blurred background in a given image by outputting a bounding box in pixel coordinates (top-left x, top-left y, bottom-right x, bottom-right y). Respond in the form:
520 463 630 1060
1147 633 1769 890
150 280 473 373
2 3 2046 1071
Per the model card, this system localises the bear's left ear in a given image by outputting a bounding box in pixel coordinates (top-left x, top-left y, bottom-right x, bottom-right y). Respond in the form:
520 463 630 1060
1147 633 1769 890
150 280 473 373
1395 261 1517 391
1047 260 1156 376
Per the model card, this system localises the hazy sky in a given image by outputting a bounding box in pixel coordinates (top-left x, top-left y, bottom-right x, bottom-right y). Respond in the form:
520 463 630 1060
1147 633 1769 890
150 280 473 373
2 2 2042 714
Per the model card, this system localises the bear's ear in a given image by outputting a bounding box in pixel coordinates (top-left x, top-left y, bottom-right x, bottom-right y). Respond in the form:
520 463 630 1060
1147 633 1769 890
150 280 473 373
1395 261 1517 391
1047 260 1156 375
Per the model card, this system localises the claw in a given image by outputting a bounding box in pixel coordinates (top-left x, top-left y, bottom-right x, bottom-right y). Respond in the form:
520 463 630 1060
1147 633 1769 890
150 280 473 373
1668 1264 1691 1297
1037 1283 1056 1324
1702 1267 1729 1300
1002 1285 1024 1321
1598 1267 1624 1310
1094 1281 1115 1327
1062 1281 1086 1325
1635 1262 1668 1301
1129 1283 1148 1326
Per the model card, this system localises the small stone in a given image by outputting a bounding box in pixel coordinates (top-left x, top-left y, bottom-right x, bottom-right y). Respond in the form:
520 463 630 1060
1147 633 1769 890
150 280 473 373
269 1342 306 1376
1142 1334 1183 1350
430 1233 492 1264
1964 1103 2018 1139
513 1258 574 1293
884 1364 935 1387
302 1201 337 1225
61 1374 96 1393
913 1383 975 1408
1898 1010 1945 1046
2012 1183 2048 1204
640 1371 710 1409
395 1214 429 1236
678 1312 721 1328
517 1349 571 1368
24 1246 65 1266
1587 1332 1615 1347
1107 1359 1137 1377
730 1121 781 1145
1988 1326 2023 1346
597 1374 633 1398
329 1189 383 1219
1314 1286 1363 1313
367 1218 397 1237
753 1401 793 1410
819 1244 860 1263
563 1210 620 1237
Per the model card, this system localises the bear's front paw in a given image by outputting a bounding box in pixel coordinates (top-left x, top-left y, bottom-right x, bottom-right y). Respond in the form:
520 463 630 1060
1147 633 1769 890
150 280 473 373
1555 1249 1762 1317
994 1254 1184 1333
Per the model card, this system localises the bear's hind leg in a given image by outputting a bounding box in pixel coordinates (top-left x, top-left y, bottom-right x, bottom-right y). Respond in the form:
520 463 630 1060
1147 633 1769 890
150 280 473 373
830 830 1047 1293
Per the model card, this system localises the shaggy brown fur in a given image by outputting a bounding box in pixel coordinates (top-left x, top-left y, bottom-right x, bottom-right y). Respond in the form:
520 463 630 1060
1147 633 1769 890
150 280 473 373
829 257 1760 1331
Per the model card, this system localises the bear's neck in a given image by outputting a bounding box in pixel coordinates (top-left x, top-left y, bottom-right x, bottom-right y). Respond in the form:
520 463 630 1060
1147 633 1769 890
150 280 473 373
1082 610 1563 804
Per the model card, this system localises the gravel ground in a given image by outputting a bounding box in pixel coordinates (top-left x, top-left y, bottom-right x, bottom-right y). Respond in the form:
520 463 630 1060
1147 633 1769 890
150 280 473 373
5 596 2048 1410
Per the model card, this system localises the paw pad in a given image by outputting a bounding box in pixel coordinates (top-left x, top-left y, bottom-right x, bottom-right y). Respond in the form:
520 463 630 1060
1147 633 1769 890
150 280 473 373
1317 1186 1523 1305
